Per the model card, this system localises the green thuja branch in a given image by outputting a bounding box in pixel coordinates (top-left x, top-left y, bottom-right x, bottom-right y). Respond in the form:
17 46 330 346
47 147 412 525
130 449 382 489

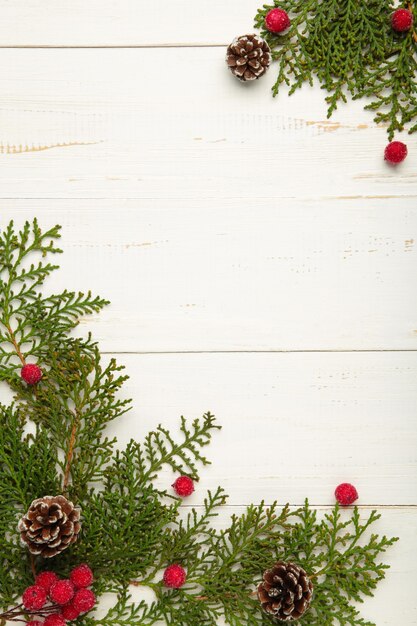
358 4 417 139
0 220 398 625
255 0 417 136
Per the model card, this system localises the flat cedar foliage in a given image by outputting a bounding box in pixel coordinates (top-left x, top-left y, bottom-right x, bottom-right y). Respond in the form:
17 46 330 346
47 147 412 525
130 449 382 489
0 220 398 625
254 0 417 139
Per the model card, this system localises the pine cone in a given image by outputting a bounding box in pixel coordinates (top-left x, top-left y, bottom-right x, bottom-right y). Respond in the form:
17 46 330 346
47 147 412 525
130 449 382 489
258 561 313 621
18 495 81 558
226 34 271 82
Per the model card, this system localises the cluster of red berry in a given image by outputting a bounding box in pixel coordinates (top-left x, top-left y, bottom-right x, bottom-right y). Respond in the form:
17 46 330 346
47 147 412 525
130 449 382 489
263 6 413 165
22 565 96 626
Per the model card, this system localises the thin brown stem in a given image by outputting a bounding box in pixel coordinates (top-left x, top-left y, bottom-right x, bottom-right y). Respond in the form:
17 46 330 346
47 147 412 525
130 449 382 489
407 2 417 42
5 323 26 366
0 603 63 622
62 410 81 492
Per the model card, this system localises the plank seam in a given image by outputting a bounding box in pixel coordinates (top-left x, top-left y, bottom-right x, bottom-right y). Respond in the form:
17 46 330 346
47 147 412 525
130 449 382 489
0 44 227 49
100 349 417 355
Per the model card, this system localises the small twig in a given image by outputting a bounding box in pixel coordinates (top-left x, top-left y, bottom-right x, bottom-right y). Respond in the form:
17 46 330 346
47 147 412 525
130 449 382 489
0 603 64 622
406 1 417 42
5 323 26 366
62 410 81 492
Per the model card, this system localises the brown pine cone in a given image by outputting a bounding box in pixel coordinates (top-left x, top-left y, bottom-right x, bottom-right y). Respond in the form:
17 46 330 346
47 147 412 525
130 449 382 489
226 34 271 82
18 495 81 558
258 561 313 621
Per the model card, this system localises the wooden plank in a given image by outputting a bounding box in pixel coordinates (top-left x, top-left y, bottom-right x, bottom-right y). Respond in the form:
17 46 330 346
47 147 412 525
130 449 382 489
0 1 266 47
4 200 417 351
122 506 416 625
5 350 413 505
0 49 414 201
47 351 416 506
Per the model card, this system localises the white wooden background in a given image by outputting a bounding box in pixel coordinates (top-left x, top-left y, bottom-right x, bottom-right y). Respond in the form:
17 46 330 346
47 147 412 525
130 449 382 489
1 1 416 623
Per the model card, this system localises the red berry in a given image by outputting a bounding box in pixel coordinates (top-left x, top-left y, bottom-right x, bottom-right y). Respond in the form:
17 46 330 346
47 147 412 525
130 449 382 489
163 564 187 589
49 580 75 605
72 589 96 614
265 8 291 33
70 564 94 589
384 141 408 164
22 585 47 610
335 483 359 506
172 476 195 498
35 571 59 592
60 603 81 621
21 363 43 385
44 615 66 626
391 8 413 32
26 621 44 626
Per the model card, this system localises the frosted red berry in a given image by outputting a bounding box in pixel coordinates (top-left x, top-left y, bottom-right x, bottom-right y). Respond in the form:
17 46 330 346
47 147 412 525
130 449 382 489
61 603 81 621
44 615 66 626
22 585 47 610
70 564 94 589
391 8 413 32
49 580 75 605
335 483 359 506
163 564 187 589
35 571 59 592
265 8 291 33
72 588 96 614
384 141 408 164
172 476 195 498
21 363 43 385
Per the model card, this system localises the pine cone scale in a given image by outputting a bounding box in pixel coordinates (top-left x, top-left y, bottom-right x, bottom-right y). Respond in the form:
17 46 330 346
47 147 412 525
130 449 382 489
18 495 81 558
226 34 271 82
258 561 313 621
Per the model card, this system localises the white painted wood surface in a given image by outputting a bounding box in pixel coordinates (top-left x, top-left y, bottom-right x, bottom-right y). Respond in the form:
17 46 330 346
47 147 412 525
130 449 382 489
0 1 288 46
1 0 416 622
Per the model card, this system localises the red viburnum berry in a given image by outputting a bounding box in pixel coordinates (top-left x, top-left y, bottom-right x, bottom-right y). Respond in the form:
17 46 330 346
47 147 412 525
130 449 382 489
384 141 408 164
35 571 59 592
60 603 81 621
21 363 43 385
44 615 66 626
265 8 291 33
172 476 195 498
163 564 187 589
391 8 413 32
26 621 44 626
335 483 359 506
22 585 47 610
70 563 94 589
72 588 96 614
49 580 75 605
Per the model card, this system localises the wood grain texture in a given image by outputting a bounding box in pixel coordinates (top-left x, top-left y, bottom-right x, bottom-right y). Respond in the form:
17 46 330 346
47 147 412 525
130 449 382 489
0 48 414 202
0 1 267 46
76 351 417 506
5 200 417 351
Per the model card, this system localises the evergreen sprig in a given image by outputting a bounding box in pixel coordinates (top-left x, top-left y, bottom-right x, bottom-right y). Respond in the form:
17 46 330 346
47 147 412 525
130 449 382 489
0 220 398 625
254 0 417 139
